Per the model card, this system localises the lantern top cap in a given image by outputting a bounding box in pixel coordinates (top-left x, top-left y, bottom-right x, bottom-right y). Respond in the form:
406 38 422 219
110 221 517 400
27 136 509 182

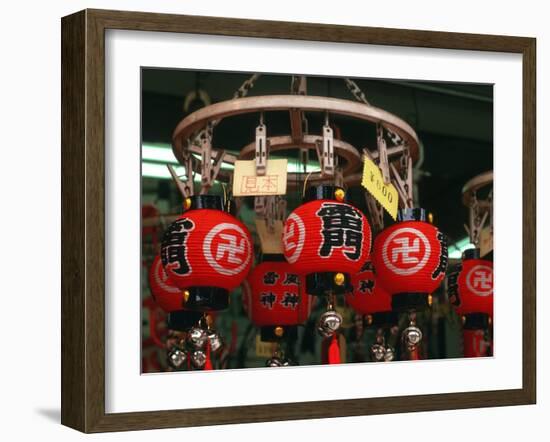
303 184 346 203
397 207 426 222
186 194 225 211
462 248 481 261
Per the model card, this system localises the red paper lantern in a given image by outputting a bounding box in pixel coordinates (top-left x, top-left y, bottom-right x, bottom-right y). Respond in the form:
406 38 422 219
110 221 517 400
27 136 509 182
148 254 182 313
282 185 371 295
347 264 392 315
243 260 313 330
148 254 204 330
161 196 253 311
463 329 491 358
450 253 493 317
371 208 447 311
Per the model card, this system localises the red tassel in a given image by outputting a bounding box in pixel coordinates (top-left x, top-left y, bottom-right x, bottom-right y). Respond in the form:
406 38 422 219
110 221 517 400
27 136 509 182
328 334 341 364
409 346 421 360
204 341 213 370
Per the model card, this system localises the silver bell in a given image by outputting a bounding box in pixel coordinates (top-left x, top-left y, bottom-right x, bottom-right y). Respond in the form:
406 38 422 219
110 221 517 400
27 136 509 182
167 347 187 369
371 343 386 361
207 330 224 354
266 356 284 367
383 346 395 362
190 349 207 369
187 327 208 349
402 325 423 347
317 310 343 337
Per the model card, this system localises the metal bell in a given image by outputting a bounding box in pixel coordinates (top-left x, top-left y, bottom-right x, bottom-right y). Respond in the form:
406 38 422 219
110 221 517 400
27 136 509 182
383 346 395 362
187 327 208 349
167 347 187 369
266 356 284 367
402 325 423 347
317 309 343 337
190 349 207 369
370 343 386 361
207 330 224 354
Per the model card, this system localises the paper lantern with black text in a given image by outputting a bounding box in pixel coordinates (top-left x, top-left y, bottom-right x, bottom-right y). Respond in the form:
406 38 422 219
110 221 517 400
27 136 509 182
161 195 253 311
148 254 182 312
449 251 493 317
371 208 447 311
282 185 372 296
347 264 392 315
242 258 313 341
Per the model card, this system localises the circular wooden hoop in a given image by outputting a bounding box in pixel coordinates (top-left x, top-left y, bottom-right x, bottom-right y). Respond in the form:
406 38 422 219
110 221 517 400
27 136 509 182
172 94 420 165
462 170 493 207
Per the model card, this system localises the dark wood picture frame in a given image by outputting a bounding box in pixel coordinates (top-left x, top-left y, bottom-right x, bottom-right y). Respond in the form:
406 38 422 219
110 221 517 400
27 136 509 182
61 8 536 433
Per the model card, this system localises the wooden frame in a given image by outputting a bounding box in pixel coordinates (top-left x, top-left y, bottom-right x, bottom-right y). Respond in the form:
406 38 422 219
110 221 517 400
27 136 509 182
61 8 536 433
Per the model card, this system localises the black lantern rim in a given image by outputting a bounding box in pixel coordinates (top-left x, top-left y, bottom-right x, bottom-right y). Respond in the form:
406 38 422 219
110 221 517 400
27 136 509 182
303 184 346 203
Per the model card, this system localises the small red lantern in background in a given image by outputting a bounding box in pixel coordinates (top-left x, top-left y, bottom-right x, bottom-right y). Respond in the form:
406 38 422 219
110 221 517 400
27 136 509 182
371 208 448 359
148 253 203 331
347 263 392 316
242 256 313 366
347 262 397 362
161 195 253 311
449 250 493 317
243 257 313 338
282 185 372 296
448 248 493 357
149 254 183 313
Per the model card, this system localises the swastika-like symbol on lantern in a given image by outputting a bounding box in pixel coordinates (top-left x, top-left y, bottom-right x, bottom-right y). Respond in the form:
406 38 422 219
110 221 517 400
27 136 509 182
466 265 493 297
283 213 305 264
204 223 251 276
382 227 431 276
392 237 420 264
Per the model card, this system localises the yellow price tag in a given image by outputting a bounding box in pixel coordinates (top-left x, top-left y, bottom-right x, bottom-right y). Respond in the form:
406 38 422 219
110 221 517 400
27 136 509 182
361 156 399 220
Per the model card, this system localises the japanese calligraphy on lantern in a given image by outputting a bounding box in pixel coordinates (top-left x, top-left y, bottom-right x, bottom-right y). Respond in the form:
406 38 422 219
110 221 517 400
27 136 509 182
232 159 288 196
361 156 399 220
161 217 195 276
316 202 364 261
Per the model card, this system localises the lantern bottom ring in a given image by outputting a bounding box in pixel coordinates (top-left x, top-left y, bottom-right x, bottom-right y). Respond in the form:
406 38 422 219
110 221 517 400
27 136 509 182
305 271 352 296
260 325 298 343
462 312 492 330
167 310 204 332
183 286 230 311
369 311 399 328
390 292 430 313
